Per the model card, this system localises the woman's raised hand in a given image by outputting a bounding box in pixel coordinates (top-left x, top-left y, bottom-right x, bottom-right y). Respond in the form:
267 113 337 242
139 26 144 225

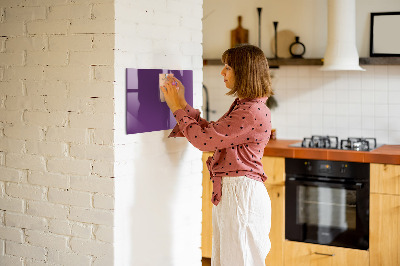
169 76 187 109
160 77 183 114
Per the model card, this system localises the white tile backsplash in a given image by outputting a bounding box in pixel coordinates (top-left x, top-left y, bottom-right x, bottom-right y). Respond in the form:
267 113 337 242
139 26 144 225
285 66 299 77
374 90 388 104
388 65 400 76
362 116 375 130
348 90 362 104
336 103 349 116
361 77 375 91
389 131 400 144
298 77 311 89
203 64 400 144
389 104 400 117
374 77 388 91
336 115 349 129
375 130 389 144
389 117 400 131
375 117 389 129
361 104 374 117
375 104 389 117
286 77 299 89
388 91 400 104
348 71 362 90
323 103 336 116
298 67 312 78
374 65 388 76
362 89 375 103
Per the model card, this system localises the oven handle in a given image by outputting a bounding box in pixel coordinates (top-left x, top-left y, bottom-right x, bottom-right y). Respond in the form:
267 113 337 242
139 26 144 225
314 252 335 257
286 177 364 189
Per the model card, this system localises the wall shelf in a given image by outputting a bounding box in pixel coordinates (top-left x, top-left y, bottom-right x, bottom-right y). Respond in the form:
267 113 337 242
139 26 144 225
203 57 400 67
359 57 400 65
203 58 323 67
268 58 323 67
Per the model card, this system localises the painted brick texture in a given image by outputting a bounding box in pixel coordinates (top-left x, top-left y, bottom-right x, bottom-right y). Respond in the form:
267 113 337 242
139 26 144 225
1 0 204 265
0 0 115 265
113 0 203 265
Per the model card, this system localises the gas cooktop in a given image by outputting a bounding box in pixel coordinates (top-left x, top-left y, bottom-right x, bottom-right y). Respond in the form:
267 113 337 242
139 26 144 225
289 135 383 151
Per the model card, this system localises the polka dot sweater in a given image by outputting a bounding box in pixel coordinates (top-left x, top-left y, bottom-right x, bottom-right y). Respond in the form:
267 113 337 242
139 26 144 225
169 97 272 206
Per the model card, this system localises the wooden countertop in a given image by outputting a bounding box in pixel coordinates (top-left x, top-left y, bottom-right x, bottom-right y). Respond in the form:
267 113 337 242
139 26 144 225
263 139 400 165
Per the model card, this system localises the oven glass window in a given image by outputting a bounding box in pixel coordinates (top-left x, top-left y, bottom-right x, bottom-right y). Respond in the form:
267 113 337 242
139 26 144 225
297 186 356 230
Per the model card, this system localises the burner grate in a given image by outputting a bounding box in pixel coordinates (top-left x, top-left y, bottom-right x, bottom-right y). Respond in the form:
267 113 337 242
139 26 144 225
340 137 377 151
301 135 339 149
296 136 378 151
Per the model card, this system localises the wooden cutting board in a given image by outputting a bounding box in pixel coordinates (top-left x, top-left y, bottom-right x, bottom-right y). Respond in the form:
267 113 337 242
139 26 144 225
270 29 295 58
231 16 249 48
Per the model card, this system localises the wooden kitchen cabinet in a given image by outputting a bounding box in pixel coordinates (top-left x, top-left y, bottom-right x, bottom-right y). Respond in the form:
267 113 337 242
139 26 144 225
370 163 400 266
370 193 400 266
202 152 213 258
370 163 400 195
264 184 285 266
284 241 369 266
261 156 285 266
201 154 286 266
261 156 285 185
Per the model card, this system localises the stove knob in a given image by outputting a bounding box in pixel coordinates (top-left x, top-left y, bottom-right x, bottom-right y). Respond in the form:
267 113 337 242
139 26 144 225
305 162 312 171
340 164 347 174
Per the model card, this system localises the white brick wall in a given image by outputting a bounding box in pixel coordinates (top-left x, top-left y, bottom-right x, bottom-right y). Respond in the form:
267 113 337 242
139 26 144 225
47 250 92 266
1 0 204 265
5 213 48 231
0 0 115 265
114 0 203 266
5 241 46 261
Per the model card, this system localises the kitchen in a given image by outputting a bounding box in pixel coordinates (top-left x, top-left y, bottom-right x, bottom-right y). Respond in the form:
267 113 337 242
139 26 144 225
0 0 398 264
202 0 400 265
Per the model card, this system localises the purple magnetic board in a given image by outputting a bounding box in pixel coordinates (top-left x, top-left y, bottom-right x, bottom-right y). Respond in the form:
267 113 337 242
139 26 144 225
126 68 193 135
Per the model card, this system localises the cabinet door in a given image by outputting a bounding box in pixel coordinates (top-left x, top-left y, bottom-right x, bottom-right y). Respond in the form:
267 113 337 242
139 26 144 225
261 156 285 185
284 241 369 266
202 152 213 258
370 193 400 266
264 184 284 266
370 164 400 195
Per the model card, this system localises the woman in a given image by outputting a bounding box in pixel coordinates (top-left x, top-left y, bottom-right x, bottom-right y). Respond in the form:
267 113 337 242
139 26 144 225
161 44 273 266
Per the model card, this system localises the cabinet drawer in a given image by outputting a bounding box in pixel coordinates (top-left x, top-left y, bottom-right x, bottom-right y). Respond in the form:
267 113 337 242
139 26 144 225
284 241 369 266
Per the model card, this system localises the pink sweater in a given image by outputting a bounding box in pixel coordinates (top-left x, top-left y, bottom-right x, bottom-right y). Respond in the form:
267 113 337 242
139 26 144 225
169 97 271 205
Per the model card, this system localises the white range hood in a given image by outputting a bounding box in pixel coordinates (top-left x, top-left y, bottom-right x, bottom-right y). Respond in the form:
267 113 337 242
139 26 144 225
320 0 365 71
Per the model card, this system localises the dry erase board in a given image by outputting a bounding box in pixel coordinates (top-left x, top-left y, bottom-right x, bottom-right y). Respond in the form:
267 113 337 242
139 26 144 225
126 68 193 135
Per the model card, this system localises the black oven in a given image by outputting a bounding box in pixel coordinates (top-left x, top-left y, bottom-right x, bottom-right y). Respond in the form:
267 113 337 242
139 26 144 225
285 158 369 250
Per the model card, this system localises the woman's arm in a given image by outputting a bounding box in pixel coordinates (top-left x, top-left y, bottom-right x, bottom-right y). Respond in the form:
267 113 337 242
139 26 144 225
169 104 212 138
163 77 211 137
173 106 257 152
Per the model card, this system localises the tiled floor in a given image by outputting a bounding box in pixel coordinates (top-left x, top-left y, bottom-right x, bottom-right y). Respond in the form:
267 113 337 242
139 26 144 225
202 257 211 266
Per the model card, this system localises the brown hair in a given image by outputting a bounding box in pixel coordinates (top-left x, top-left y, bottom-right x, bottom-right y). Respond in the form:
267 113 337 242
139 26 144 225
221 44 273 99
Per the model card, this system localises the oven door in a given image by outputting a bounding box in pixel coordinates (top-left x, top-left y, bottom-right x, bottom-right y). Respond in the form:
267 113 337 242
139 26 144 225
285 177 369 250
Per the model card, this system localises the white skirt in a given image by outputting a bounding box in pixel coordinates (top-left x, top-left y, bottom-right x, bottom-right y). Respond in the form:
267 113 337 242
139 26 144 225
211 176 271 266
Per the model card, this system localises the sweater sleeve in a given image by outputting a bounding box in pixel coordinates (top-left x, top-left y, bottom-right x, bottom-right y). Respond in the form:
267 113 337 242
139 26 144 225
172 106 257 152
168 104 211 138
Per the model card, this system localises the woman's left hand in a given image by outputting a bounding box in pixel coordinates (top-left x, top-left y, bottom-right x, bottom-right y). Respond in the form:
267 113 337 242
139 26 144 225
160 79 182 113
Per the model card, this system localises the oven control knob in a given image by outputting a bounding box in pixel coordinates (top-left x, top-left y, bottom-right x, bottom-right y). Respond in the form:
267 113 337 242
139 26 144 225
340 164 347 174
304 162 312 171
